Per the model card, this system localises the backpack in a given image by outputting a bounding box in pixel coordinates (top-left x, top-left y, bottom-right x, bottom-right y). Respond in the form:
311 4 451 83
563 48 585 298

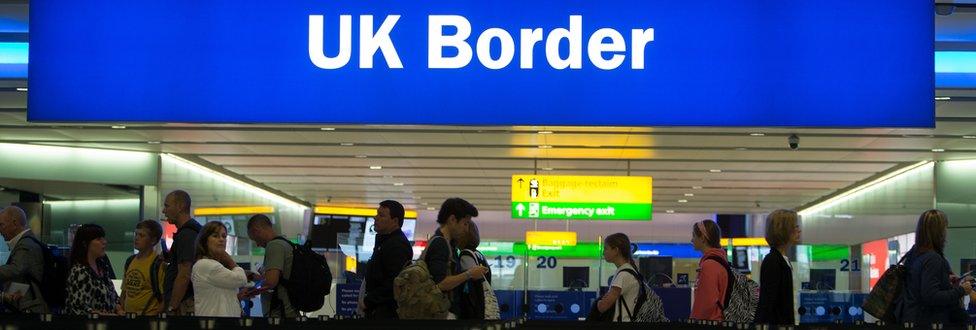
862 254 909 323
272 237 333 313
123 253 164 314
394 236 452 319
705 256 759 323
616 268 669 323
460 249 500 320
19 236 69 311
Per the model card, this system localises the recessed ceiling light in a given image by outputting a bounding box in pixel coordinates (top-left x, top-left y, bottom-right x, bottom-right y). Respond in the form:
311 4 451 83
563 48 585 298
426 207 435 211
692 186 703 189
393 182 405 186
369 166 382 170
678 199 688 203
684 193 694 197
340 142 354 146
111 125 126 129
538 131 553 134
538 145 553 149
541 167 554 171
355 155 368 158
932 148 945 152
147 141 161 144
709 169 722 173
320 127 336 131
15 87 27 92
963 136 976 139
749 133 765 137
934 96 951 101
665 210 675 214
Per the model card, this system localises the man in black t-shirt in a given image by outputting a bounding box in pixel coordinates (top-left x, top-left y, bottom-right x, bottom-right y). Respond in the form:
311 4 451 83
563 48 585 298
161 190 201 315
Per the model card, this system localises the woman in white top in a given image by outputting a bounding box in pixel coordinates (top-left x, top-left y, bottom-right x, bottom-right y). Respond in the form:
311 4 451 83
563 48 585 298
595 233 640 322
191 221 247 317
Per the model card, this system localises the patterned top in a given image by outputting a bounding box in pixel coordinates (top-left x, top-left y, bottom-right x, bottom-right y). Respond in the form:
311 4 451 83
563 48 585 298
66 263 120 315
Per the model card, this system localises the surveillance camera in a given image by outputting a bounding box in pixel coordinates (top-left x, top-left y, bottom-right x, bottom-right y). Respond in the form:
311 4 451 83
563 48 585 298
936 4 956 16
788 134 800 150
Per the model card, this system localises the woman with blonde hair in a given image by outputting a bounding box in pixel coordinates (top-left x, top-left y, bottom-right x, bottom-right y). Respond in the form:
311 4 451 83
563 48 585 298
756 209 800 325
897 209 973 326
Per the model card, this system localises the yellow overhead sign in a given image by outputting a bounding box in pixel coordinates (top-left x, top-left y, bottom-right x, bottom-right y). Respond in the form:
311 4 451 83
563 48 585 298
511 175 652 203
315 206 418 219
721 237 768 246
511 175 653 220
194 206 275 216
526 231 578 246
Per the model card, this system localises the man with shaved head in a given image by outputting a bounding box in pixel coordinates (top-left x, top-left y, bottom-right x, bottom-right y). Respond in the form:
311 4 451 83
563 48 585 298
162 190 201 315
0 206 49 313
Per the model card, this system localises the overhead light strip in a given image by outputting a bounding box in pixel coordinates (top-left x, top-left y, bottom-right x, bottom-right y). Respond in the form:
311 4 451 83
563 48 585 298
161 153 307 210
798 160 932 218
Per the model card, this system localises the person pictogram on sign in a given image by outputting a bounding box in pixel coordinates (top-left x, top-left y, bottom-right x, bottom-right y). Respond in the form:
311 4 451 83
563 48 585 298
529 178 539 199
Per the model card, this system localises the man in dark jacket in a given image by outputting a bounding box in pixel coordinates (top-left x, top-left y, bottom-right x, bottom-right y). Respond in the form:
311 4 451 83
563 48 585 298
0 206 49 313
362 200 413 319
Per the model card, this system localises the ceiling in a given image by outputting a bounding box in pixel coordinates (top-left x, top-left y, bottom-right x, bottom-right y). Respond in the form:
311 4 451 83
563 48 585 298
2 92 976 214
1 8 975 215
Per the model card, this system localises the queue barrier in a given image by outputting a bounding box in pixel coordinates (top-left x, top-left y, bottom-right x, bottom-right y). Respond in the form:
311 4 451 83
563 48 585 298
4 314 975 329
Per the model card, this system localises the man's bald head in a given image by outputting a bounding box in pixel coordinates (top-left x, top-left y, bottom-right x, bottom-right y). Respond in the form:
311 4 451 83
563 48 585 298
0 206 28 240
0 206 27 227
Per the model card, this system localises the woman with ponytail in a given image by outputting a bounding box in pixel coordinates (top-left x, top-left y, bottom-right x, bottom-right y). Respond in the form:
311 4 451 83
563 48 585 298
690 220 729 321
595 233 641 322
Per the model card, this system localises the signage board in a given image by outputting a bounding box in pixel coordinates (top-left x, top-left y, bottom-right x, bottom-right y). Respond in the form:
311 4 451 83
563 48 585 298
511 175 652 220
525 231 578 247
29 1 933 127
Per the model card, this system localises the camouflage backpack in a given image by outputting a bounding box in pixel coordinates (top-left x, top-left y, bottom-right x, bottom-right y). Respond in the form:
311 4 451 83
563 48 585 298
394 236 452 319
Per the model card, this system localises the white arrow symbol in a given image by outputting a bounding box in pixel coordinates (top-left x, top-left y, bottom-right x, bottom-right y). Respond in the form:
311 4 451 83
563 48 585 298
516 203 526 216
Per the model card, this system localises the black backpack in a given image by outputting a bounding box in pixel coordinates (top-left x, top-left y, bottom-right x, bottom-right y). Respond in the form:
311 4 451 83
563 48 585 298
272 237 332 313
123 254 164 314
19 236 69 311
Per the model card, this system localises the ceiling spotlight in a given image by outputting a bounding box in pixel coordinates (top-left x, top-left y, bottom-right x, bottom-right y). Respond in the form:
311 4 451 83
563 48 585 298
963 136 976 139
735 147 748 151
665 210 675 214
369 166 382 170
541 167 554 171
339 142 354 146
426 207 436 211
749 133 765 137
538 131 553 134
709 169 722 173
692 186 703 190
678 199 688 203
355 155 368 158
111 125 126 129
147 141 161 144
684 193 694 197
538 145 553 149
393 182 405 186
421 202 428 206
15 87 27 92
932 148 945 152
934 96 951 101
320 127 336 131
